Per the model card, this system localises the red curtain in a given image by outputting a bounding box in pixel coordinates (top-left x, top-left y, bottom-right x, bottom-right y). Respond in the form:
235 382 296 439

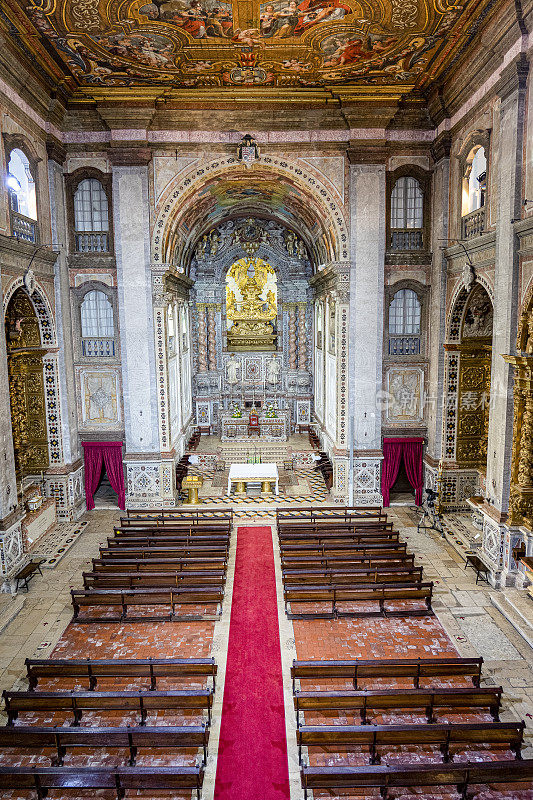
82 441 125 511
382 437 424 507
381 439 404 508
402 439 424 506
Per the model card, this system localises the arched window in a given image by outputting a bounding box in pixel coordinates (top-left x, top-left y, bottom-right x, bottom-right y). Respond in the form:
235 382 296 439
73 178 109 252
390 177 424 250
388 289 421 355
7 148 38 242
80 290 115 356
461 145 487 238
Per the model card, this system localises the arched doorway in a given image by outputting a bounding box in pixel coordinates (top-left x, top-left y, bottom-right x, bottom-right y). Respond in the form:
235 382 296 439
4 288 49 481
440 281 494 509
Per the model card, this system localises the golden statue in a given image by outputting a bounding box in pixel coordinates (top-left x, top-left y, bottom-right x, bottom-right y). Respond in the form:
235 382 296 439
226 258 277 351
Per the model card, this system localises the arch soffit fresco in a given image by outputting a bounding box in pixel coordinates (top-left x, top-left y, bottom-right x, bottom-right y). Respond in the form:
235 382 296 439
151 155 349 271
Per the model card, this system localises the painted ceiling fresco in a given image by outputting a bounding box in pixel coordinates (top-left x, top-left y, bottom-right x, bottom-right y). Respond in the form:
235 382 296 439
7 0 496 92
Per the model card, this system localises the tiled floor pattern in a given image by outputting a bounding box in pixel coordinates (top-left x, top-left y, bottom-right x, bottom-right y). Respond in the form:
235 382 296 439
30 519 90 568
184 467 329 505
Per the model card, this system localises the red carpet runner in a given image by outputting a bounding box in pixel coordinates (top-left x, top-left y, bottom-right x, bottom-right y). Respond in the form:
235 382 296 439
214 526 290 800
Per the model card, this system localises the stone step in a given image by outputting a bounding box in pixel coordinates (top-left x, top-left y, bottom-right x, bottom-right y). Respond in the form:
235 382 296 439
491 589 533 651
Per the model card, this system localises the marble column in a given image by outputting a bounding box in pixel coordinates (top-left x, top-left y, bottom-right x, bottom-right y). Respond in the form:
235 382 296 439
197 304 208 373
113 155 177 507
347 155 386 504
485 55 529 513
207 305 217 371
288 305 297 369
297 303 306 370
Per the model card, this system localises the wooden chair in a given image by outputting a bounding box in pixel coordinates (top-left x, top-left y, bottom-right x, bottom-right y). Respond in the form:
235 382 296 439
247 411 260 437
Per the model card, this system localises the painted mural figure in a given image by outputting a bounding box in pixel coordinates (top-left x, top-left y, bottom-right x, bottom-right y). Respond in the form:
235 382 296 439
260 0 349 39
139 0 233 38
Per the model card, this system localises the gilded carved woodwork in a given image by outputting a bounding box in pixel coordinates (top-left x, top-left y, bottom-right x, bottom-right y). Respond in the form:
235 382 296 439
455 341 492 469
505 351 533 530
226 257 277 351
5 289 49 479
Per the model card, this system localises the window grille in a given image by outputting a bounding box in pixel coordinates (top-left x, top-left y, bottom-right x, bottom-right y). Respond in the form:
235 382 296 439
391 177 423 229
74 179 109 232
389 289 421 335
81 290 114 338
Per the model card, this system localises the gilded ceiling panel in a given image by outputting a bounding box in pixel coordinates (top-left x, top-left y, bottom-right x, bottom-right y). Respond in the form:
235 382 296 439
8 0 496 93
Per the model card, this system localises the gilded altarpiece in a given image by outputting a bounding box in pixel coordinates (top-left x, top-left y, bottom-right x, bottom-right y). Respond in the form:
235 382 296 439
505 299 533 530
455 285 493 470
5 290 49 479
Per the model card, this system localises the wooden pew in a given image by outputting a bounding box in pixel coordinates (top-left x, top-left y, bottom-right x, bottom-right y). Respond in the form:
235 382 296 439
92 556 228 572
114 524 231 537
84 570 226 589
0 723 209 766
284 582 433 619
279 543 408 557
281 553 416 570
300 759 533 800
294 686 503 727
276 506 384 523
3 688 213 726
126 508 232 522
291 657 484 691
71 586 224 622
278 520 393 534
278 532 400 547
0 765 205 800
99 544 229 560
297 720 525 765
282 565 424 587
106 534 230 549
25 657 218 691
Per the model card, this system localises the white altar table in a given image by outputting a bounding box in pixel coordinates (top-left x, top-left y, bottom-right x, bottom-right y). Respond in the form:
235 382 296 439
227 463 279 495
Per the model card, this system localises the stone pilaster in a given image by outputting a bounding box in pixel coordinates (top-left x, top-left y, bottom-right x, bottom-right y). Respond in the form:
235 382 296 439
347 156 386 504
426 133 451 464
485 54 529 512
113 159 178 507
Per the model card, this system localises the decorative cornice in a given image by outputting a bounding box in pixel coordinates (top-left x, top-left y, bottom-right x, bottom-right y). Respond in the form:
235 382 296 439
109 147 152 167
347 141 388 165
430 131 452 164
494 52 529 103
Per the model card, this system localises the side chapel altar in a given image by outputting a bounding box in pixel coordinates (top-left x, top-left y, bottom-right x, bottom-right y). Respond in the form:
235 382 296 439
221 409 290 441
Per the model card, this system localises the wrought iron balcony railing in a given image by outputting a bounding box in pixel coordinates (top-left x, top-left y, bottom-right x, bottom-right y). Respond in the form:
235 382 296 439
389 335 421 356
75 232 109 253
81 337 115 357
389 228 424 251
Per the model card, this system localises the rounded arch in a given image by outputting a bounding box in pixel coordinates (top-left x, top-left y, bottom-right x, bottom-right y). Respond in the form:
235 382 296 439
151 155 348 272
3 276 57 348
446 275 494 342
